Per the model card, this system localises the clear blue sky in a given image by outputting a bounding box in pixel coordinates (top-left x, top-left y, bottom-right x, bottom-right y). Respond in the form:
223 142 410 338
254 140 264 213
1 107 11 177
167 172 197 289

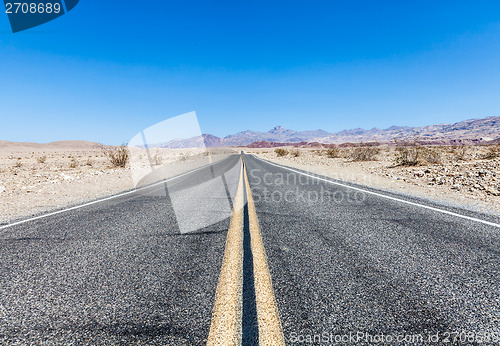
1 1 500 144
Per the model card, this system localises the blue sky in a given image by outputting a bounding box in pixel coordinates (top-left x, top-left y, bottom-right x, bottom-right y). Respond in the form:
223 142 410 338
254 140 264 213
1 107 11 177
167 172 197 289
1 1 500 144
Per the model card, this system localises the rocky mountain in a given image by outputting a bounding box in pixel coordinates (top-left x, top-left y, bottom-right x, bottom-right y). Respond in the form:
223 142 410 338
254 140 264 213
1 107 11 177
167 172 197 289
158 126 333 148
152 116 500 148
318 116 500 144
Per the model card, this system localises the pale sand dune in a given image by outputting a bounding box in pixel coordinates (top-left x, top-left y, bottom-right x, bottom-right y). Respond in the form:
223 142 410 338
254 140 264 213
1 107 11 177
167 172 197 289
0 140 101 152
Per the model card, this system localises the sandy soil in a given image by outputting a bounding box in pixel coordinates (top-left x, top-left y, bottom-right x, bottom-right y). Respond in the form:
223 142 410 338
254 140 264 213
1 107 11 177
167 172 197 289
0 145 234 224
1 143 498 224
244 146 500 217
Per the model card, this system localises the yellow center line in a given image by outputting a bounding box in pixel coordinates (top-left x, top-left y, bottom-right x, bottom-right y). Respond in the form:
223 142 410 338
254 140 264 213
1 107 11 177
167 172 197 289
207 157 285 345
207 160 245 346
243 159 286 346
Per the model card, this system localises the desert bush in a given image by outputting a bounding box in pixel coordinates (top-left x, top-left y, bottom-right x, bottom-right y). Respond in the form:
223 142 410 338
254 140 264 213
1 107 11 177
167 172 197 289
275 148 288 157
394 146 420 166
325 147 340 158
453 145 468 161
86 158 93 167
14 159 22 168
153 154 163 165
69 158 78 168
421 147 443 164
349 144 380 161
37 155 47 164
179 153 190 162
482 145 500 159
152 150 163 166
444 146 455 153
394 138 422 166
290 149 301 157
103 144 130 168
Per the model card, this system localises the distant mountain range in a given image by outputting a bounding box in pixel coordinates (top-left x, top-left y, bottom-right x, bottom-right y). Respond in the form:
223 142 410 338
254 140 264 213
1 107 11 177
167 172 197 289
2 116 499 150
156 126 332 148
156 116 500 148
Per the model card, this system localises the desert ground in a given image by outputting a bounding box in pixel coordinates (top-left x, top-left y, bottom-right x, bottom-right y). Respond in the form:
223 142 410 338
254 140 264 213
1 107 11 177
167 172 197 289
0 142 234 224
1 141 499 224
245 144 500 216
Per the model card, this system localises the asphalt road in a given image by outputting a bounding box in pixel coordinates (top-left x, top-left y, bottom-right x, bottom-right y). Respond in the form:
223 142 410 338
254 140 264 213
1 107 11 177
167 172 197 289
1 152 499 345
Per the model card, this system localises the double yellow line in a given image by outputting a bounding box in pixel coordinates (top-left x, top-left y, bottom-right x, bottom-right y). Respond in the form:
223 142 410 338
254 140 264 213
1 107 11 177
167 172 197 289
207 158 285 345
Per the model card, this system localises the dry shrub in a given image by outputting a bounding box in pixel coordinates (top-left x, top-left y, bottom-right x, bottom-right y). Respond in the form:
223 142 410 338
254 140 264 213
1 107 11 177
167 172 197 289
14 159 22 168
37 155 47 164
86 158 93 167
290 149 301 157
482 145 500 159
443 146 456 154
453 145 468 160
153 154 163 166
275 148 288 157
103 144 130 168
69 158 78 168
421 147 443 164
152 150 163 166
349 144 380 161
394 138 421 166
395 147 420 166
325 147 340 158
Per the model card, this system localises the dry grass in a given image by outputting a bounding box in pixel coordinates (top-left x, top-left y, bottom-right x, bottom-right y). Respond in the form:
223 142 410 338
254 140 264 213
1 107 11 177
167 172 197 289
290 149 301 157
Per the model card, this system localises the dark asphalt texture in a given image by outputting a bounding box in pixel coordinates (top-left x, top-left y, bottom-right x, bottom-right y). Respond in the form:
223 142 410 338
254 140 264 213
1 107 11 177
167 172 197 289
1 152 499 345
0 155 240 345
244 154 499 345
